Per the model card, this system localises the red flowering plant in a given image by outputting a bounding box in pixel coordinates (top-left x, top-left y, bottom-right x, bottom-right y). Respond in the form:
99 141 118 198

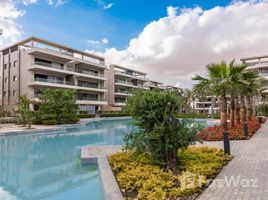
198 117 266 141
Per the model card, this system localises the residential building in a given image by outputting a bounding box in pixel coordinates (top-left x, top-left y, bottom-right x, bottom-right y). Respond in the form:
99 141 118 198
241 54 268 104
143 80 165 90
0 36 108 113
0 36 182 113
191 96 220 114
104 64 149 110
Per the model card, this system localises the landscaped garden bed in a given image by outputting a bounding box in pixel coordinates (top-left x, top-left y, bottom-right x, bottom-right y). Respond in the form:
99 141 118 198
198 117 266 141
109 147 231 200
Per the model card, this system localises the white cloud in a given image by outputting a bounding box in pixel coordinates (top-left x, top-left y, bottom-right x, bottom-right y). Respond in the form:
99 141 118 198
167 6 178 18
46 0 66 6
88 38 109 46
95 0 114 10
103 3 114 9
88 40 100 44
101 38 109 44
0 0 24 46
22 0 38 5
100 1 268 88
47 0 53 5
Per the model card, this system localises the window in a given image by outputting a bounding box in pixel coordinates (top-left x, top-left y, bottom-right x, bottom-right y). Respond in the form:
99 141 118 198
13 76 17 82
4 64 7 70
3 91 6 97
4 78 8 83
13 90 17 96
13 61 17 67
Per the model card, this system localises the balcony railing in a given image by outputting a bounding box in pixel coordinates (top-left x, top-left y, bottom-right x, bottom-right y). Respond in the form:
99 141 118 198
33 77 72 85
35 61 64 70
77 97 99 101
76 68 104 77
77 95 105 101
34 62 105 79
33 77 105 90
115 90 128 94
115 80 143 87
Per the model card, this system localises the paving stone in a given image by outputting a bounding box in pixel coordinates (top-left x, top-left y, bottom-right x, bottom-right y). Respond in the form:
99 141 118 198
198 122 268 200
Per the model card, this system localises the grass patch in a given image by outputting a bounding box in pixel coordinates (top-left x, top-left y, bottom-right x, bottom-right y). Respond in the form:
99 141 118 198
109 146 231 200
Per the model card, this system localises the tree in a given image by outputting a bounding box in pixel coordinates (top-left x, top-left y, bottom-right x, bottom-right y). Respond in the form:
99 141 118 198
239 70 262 122
124 89 201 171
39 89 79 124
193 60 245 131
180 89 193 114
17 95 33 128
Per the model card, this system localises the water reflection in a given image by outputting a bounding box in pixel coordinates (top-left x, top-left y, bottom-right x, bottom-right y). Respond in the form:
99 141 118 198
0 119 134 200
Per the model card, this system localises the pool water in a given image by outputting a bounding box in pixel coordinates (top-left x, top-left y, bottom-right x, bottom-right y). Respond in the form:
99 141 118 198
0 119 135 200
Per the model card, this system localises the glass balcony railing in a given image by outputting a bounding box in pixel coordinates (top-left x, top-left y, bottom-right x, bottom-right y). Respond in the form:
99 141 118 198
115 80 136 86
77 95 105 101
33 78 105 90
35 61 64 70
76 69 104 77
33 77 72 85
77 97 98 101
34 61 105 79
115 90 128 94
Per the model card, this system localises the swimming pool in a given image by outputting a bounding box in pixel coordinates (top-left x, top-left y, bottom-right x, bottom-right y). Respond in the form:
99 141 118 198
0 119 135 200
0 118 218 200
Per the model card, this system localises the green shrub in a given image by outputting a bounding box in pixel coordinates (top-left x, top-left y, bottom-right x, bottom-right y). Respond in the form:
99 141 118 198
77 113 95 118
109 147 230 199
42 119 58 125
124 89 201 170
0 117 19 124
98 111 130 117
177 113 207 119
212 114 220 119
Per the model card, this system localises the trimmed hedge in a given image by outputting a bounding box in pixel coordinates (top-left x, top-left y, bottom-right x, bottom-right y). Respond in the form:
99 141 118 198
77 113 95 118
177 113 207 119
98 111 130 117
32 112 79 125
109 147 231 200
0 117 19 124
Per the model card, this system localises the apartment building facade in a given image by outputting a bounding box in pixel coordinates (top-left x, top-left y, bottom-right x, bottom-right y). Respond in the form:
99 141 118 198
0 36 182 113
0 36 108 113
191 96 220 115
241 54 268 104
104 64 149 110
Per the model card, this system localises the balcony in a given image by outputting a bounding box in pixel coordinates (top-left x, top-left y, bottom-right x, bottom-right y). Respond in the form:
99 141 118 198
115 80 143 88
29 78 107 93
35 60 64 70
28 47 106 69
114 90 132 96
30 63 107 81
114 71 147 81
76 68 104 78
76 95 107 105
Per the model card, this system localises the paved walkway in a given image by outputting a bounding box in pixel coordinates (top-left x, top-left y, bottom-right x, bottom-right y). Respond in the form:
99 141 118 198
198 122 268 200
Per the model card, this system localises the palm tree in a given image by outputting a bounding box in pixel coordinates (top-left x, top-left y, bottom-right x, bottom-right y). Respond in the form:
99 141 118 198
239 70 262 122
234 95 241 124
193 60 245 131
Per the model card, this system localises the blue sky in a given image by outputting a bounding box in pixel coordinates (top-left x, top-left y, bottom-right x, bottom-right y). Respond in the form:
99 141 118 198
17 0 231 51
2 0 267 87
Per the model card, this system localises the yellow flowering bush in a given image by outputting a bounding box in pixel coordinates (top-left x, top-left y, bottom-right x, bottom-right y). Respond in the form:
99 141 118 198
108 147 231 200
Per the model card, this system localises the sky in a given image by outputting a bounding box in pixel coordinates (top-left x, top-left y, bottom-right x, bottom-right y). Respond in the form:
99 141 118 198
1 0 268 88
